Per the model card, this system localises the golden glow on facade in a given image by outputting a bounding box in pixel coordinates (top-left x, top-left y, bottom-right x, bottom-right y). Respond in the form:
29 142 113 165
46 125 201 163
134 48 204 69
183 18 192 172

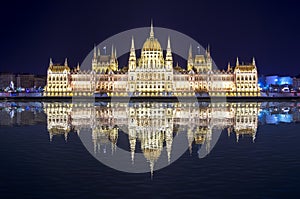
44 23 260 97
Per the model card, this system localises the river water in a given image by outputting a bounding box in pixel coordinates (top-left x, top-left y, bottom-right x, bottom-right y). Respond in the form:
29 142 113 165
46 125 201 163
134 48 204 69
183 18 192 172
0 101 299 198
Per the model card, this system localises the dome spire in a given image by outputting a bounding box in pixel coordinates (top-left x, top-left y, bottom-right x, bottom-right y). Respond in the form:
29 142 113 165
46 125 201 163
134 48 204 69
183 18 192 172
150 19 154 38
64 58 68 66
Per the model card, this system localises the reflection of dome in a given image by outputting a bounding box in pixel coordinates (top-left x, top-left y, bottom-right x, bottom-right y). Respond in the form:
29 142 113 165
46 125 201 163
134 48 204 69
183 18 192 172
142 148 162 178
142 37 162 51
143 148 162 162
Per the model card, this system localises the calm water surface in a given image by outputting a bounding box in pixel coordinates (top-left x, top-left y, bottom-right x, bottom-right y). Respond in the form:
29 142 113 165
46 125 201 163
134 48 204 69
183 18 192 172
0 101 300 199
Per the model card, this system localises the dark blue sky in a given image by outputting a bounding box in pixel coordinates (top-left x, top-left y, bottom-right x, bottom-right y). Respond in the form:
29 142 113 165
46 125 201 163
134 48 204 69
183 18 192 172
0 0 299 76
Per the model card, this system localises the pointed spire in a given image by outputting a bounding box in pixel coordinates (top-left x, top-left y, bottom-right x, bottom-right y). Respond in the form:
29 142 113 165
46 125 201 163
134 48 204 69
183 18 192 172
236 57 239 66
150 19 154 38
129 36 136 64
93 44 97 58
227 62 231 71
64 58 68 66
111 45 114 58
206 44 211 57
49 58 53 67
166 36 172 56
115 48 117 58
167 36 171 50
252 57 256 66
188 44 193 59
76 62 80 71
131 36 135 50
97 47 100 56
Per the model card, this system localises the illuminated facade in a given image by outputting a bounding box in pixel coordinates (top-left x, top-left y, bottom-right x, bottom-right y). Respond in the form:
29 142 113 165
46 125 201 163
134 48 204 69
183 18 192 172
44 58 72 96
92 45 118 73
44 22 260 97
234 58 259 95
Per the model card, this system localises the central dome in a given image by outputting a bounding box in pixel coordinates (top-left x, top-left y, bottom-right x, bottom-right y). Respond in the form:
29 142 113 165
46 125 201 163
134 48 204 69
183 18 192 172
142 37 162 51
142 21 162 52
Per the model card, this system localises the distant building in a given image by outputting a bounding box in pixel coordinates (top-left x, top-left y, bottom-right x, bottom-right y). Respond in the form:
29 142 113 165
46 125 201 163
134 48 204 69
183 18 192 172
34 75 47 88
265 75 279 86
0 73 46 90
261 75 293 92
265 75 293 86
16 74 35 88
0 73 15 89
293 77 300 91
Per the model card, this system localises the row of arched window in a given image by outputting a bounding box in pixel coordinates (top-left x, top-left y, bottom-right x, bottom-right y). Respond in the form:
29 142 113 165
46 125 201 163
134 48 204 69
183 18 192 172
48 76 67 82
236 76 256 81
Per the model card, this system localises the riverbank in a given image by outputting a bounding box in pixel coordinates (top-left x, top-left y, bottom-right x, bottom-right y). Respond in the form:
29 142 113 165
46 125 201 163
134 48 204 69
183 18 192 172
1 96 300 102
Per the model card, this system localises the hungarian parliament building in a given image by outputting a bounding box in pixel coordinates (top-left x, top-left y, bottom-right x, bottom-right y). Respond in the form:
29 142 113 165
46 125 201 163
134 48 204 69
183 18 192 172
44 23 260 97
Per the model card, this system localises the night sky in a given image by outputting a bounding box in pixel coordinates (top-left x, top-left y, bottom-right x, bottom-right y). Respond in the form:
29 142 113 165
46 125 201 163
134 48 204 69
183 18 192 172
0 0 299 76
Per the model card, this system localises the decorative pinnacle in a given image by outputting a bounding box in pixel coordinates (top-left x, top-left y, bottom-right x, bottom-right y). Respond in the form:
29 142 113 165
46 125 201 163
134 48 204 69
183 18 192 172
49 58 53 67
131 36 135 50
167 36 171 50
111 45 114 57
188 44 193 59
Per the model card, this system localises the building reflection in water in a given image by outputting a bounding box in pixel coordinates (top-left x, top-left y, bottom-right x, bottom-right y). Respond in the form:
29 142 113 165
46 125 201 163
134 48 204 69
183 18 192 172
1 101 300 174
